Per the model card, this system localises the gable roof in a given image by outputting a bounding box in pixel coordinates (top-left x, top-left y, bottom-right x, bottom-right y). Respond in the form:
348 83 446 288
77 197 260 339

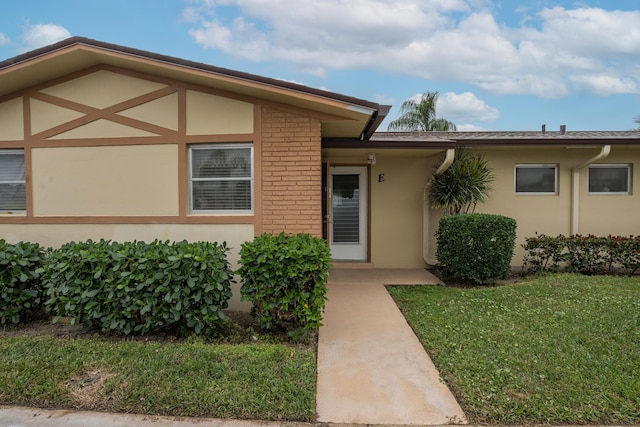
0 37 389 139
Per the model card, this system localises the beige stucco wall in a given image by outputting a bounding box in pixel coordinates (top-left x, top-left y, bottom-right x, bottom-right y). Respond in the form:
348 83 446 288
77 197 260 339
327 147 640 269
49 119 159 139
40 70 168 109
0 97 24 141
577 149 640 236
118 93 179 131
32 145 179 216
470 147 640 266
0 223 254 310
30 98 84 135
186 90 253 135
369 153 436 268
472 149 573 265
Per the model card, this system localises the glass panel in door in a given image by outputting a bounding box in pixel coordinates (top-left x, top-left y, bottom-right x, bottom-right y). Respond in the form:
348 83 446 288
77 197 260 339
330 167 367 261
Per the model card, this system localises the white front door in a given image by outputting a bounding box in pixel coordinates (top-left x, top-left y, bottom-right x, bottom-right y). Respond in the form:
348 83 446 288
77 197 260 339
329 166 368 261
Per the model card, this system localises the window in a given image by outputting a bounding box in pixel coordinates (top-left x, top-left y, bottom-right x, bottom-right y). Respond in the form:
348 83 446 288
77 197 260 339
515 164 557 194
0 149 26 212
189 144 253 213
588 164 631 194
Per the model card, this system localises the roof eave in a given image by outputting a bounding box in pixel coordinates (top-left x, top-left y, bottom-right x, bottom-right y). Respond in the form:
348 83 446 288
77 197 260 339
361 105 391 140
370 131 640 146
0 36 382 113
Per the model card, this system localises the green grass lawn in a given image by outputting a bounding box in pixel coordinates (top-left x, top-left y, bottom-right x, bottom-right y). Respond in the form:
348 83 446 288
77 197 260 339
0 332 316 421
388 273 640 425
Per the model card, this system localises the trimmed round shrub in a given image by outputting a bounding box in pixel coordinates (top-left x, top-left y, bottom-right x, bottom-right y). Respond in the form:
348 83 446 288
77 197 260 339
436 213 517 284
0 240 47 324
237 232 332 339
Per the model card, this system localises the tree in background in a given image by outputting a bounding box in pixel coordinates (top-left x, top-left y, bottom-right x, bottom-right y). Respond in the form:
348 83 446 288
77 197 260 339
388 91 457 131
635 115 640 130
427 149 494 215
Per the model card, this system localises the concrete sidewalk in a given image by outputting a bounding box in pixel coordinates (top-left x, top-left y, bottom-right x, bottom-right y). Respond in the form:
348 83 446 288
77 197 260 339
316 267 467 425
0 406 312 427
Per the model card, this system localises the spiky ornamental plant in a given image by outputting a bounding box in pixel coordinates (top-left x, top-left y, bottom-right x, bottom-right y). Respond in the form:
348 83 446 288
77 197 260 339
427 149 494 215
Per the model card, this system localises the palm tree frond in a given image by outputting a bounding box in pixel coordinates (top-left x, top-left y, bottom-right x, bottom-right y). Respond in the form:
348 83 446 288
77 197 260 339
387 91 457 132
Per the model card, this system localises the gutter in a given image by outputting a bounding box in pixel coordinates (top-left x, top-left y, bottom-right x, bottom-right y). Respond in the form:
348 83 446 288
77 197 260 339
570 145 611 235
423 148 455 266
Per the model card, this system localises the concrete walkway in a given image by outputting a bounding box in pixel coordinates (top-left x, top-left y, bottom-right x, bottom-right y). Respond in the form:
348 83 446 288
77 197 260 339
0 406 313 427
316 267 467 425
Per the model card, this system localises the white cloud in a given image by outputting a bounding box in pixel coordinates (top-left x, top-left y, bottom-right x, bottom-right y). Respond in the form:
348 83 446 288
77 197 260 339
456 123 486 131
534 7 640 57
185 1 640 97
394 91 498 126
187 0 450 73
570 74 639 96
437 92 500 122
180 6 201 23
374 94 396 106
0 33 9 45
21 23 71 52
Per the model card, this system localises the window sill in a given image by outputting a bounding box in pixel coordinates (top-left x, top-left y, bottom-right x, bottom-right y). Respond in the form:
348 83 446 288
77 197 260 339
188 212 254 216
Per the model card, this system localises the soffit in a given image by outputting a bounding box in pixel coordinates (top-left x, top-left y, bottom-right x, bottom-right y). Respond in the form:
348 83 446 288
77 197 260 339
322 147 448 159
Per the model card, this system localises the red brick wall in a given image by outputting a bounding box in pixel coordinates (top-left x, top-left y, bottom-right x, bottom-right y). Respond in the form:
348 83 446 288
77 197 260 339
260 106 322 236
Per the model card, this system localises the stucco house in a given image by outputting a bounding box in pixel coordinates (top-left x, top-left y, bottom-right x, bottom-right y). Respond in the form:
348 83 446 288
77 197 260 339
1 38 639 306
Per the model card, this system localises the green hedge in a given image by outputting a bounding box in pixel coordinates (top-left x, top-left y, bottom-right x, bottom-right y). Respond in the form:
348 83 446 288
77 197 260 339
0 240 47 324
436 213 517 284
523 234 640 275
237 233 331 339
42 239 233 335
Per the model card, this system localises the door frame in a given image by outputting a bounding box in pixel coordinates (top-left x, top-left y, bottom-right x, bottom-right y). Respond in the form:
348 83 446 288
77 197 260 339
324 164 370 262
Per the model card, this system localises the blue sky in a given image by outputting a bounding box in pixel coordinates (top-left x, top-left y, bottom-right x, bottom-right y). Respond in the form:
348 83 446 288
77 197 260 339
1 0 639 131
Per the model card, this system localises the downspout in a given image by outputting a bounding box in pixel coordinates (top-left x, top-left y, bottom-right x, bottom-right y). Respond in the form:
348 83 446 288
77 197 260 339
434 148 456 175
571 145 610 235
423 148 455 265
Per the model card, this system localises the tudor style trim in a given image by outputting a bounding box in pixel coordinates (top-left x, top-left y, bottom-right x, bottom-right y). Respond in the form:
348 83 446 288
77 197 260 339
0 37 389 141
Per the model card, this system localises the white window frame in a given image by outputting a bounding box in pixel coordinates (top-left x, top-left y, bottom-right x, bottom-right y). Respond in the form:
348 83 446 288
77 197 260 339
188 143 254 214
0 149 26 213
588 164 631 195
514 164 558 195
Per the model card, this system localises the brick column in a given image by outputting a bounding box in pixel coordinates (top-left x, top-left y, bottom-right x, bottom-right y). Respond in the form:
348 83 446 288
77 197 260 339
260 106 322 236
